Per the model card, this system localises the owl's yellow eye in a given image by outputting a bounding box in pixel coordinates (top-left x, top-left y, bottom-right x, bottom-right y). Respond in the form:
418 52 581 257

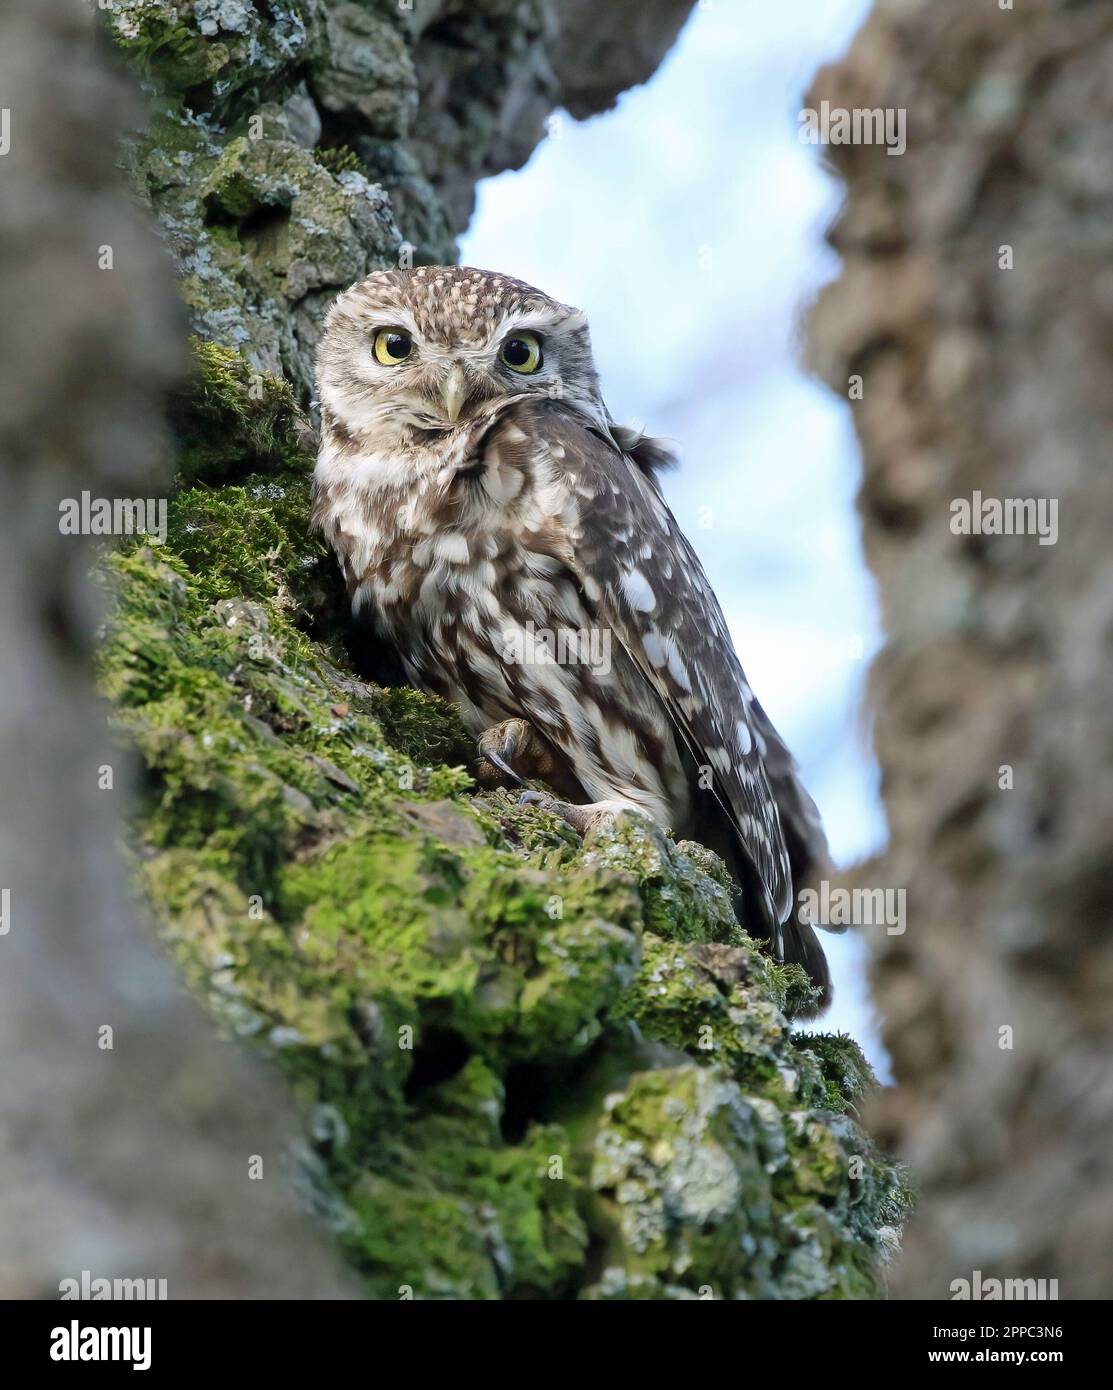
373 328 412 366
500 331 543 374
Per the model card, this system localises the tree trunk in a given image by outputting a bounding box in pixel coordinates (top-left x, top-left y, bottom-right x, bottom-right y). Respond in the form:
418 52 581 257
0 0 353 1299
808 0 1113 1299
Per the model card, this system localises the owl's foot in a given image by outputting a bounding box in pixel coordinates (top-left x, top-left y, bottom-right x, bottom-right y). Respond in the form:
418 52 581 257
517 790 644 839
475 718 558 789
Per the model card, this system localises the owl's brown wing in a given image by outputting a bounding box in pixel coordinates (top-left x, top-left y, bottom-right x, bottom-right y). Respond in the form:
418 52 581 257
489 397 821 940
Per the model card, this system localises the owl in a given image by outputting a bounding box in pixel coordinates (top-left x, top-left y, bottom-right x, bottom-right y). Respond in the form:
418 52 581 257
313 266 832 1012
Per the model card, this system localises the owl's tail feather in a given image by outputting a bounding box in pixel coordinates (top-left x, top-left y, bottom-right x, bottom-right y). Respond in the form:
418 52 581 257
725 865 833 1019
687 779 832 1016
780 915 832 1021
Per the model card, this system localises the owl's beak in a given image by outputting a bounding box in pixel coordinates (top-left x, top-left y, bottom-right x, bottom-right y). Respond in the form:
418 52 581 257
441 364 469 423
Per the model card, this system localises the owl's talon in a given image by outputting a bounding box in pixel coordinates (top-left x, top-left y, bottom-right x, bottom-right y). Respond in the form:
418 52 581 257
476 718 556 790
517 793 643 839
482 745 525 787
517 788 577 826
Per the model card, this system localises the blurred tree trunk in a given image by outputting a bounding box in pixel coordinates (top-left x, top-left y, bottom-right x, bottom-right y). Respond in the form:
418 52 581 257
0 0 353 1298
808 0 1113 1298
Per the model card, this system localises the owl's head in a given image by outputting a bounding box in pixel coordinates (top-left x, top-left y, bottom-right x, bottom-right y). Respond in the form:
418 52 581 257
315 265 606 450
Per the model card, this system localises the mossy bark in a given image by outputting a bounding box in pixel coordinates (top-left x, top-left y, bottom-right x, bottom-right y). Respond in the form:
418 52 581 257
94 2 908 1298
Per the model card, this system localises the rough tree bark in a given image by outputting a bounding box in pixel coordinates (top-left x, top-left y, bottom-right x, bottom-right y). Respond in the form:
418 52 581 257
808 0 1113 1299
0 0 353 1298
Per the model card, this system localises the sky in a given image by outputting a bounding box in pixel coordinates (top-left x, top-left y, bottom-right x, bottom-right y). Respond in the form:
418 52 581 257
459 0 887 1069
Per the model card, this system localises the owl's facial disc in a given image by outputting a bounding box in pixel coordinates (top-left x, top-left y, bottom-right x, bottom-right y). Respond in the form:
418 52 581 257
364 322 551 427
315 268 609 451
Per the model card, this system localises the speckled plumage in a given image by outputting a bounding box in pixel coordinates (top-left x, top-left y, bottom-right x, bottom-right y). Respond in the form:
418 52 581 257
313 266 832 1009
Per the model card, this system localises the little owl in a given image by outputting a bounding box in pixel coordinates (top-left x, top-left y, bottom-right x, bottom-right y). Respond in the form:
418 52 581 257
313 266 832 1012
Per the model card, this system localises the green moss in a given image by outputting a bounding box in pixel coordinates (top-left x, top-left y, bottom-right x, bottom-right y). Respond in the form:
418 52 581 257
571 815 744 946
587 1066 852 1299
166 478 319 602
109 13 230 94
316 145 366 177
365 685 474 769
272 828 640 1069
170 339 311 485
614 935 796 1099
789 1030 878 1115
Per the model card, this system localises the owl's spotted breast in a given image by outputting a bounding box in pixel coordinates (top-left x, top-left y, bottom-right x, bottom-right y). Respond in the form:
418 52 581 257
315 399 691 828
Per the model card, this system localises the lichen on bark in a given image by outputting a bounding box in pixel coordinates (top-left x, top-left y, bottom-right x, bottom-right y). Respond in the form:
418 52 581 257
97 1 909 1298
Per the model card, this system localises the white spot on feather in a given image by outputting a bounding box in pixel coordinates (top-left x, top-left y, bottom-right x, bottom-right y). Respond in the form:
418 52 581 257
581 574 602 603
709 746 731 774
620 568 656 613
434 533 470 564
664 637 691 693
643 629 667 669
